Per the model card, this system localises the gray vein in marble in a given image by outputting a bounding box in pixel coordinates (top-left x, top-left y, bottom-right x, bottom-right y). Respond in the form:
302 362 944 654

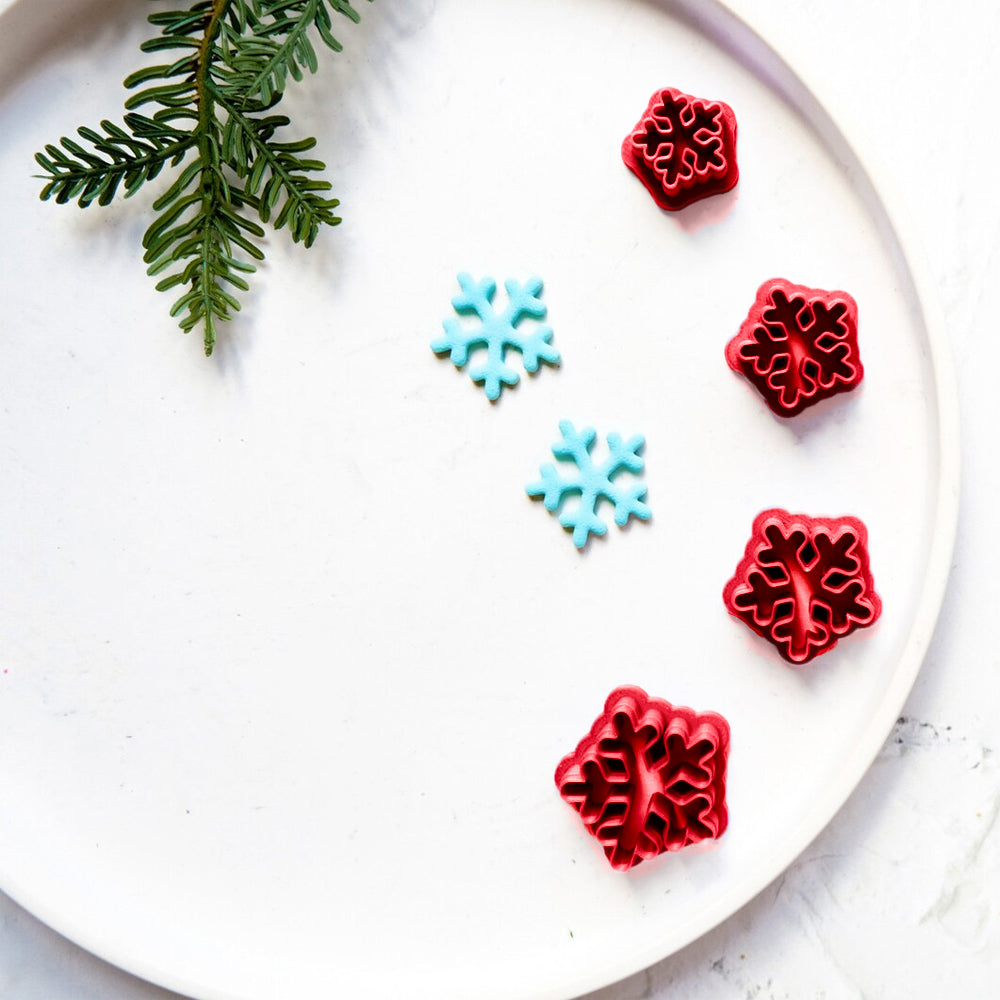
920 783 1000 948
708 953 786 1000
879 715 959 757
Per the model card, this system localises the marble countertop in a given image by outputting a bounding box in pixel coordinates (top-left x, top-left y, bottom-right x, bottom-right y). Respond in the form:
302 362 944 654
3 1 997 997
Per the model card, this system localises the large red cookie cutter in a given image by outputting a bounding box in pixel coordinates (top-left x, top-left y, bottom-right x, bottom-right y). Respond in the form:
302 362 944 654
621 87 739 211
723 508 882 665
555 685 729 871
726 278 863 417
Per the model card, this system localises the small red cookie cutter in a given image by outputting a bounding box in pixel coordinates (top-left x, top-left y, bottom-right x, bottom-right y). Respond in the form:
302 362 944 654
621 87 739 211
726 278 863 417
723 508 882 665
555 685 729 871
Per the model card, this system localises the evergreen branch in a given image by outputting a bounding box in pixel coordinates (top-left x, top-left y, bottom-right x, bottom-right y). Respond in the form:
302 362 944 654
35 117 193 206
226 0 361 105
34 0 372 356
143 159 263 355
215 95 340 245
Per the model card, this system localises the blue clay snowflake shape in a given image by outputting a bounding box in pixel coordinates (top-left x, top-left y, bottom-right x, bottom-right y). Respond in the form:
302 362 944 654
431 273 560 400
526 420 651 548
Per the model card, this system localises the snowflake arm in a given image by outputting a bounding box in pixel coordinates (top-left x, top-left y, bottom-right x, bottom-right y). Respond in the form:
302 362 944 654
526 421 650 548
430 273 560 401
602 432 649 527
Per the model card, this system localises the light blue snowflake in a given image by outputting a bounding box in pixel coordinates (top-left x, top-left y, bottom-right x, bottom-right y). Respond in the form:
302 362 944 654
526 420 651 548
431 273 560 400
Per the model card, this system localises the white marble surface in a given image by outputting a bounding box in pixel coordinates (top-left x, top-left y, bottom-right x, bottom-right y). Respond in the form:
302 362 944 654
2 0 997 997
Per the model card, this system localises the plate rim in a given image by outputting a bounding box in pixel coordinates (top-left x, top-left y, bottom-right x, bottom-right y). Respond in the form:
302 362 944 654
0 0 960 997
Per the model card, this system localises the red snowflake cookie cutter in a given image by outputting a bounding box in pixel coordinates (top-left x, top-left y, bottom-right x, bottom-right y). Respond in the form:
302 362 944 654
723 508 882 665
555 685 729 871
726 278 863 417
621 87 739 211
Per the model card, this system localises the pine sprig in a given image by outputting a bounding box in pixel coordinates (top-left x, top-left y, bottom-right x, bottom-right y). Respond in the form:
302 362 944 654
35 115 194 207
217 100 340 245
223 1 361 105
35 0 370 355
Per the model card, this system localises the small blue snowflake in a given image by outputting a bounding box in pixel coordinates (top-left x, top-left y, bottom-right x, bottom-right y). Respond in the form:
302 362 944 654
526 420 651 548
431 273 560 400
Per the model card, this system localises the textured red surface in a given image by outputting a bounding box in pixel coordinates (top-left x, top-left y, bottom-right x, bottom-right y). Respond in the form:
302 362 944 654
726 278 863 417
621 87 738 211
723 508 882 665
555 686 729 871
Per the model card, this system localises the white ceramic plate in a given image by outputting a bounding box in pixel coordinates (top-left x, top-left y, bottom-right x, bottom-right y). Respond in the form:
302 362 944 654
0 1 958 998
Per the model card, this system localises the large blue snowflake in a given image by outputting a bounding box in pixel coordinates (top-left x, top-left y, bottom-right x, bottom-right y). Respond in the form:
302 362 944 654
431 273 560 400
526 421 651 548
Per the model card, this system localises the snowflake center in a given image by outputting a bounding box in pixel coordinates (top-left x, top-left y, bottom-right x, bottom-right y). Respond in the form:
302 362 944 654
607 718 662 857
785 561 822 655
777 325 809 370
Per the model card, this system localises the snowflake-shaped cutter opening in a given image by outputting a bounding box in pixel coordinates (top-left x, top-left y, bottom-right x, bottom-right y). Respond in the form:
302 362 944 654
622 87 739 211
723 508 882 665
526 420 650 548
430 273 560 401
555 685 730 872
726 278 863 417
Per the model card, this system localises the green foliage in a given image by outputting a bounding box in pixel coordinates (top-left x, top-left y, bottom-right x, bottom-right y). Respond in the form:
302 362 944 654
35 0 370 355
